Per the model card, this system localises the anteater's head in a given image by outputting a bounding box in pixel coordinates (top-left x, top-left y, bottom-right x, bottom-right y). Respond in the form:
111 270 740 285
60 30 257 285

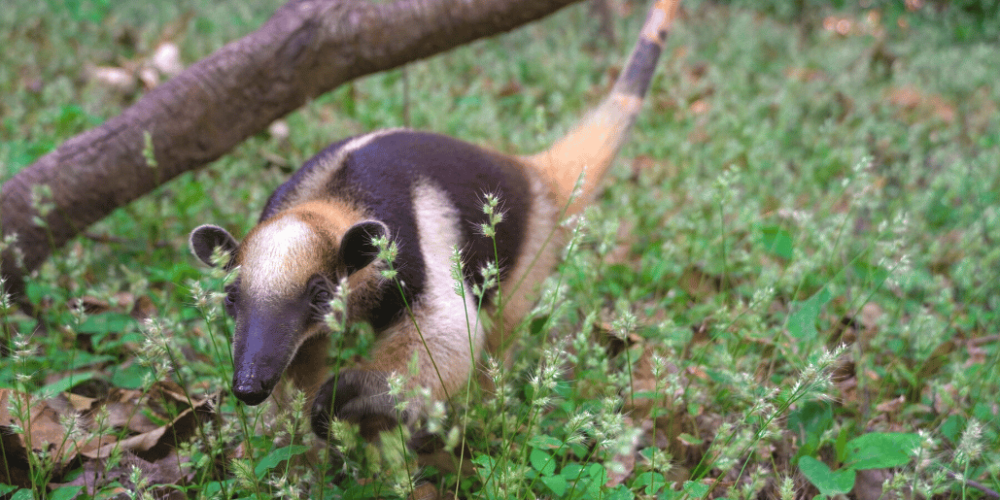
189 204 387 406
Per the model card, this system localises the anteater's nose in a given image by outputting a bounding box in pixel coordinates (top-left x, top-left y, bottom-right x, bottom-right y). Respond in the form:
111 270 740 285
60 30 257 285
232 377 271 406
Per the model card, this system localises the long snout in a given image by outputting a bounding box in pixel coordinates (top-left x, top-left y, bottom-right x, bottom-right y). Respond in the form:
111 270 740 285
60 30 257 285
231 311 300 406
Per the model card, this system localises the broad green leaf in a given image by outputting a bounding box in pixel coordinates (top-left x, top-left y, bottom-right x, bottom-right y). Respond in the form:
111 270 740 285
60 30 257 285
845 432 919 470
973 401 994 422
473 454 498 482
940 414 964 444
344 482 380 500
80 312 135 335
110 363 152 389
50 486 83 500
682 480 710 498
581 463 607 496
38 372 95 397
633 471 668 495
788 288 832 340
799 456 855 496
321 482 346 500
852 261 889 287
67 352 116 370
541 473 567 496
202 480 234 499
528 433 564 450
562 463 584 478
606 484 635 500
677 433 705 446
834 425 851 463
254 444 309 476
530 448 556 476
757 224 794 260
788 401 834 457
11 489 34 500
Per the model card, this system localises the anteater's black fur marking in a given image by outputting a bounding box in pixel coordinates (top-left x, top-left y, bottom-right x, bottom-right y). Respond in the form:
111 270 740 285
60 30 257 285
618 40 663 98
263 131 532 329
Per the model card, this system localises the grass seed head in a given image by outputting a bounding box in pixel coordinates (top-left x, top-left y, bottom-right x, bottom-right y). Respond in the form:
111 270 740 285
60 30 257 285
956 419 984 465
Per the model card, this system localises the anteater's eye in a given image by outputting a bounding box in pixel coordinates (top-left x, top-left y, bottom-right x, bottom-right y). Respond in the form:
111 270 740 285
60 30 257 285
308 275 333 310
309 282 333 321
314 288 332 304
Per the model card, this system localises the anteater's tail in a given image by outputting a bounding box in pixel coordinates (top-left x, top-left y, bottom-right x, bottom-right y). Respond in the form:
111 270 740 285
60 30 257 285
526 0 680 215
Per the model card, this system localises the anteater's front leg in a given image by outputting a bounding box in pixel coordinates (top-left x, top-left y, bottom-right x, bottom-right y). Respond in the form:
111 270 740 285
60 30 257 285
312 299 486 441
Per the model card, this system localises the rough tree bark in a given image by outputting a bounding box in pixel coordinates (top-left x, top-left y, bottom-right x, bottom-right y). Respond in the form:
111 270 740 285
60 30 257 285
0 0 586 298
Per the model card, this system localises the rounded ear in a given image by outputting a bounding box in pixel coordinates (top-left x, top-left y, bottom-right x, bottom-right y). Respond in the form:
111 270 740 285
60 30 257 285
189 224 239 268
340 220 389 275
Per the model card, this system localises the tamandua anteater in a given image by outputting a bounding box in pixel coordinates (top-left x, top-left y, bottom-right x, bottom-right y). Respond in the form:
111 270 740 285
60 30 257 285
189 0 680 441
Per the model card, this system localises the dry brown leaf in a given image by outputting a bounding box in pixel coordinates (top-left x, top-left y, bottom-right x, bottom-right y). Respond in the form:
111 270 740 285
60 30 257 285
86 65 137 93
679 266 720 301
94 389 161 434
687 124 710 145
47 459 115 496
605 448 635 487
967 86 998 137
409 482 440 500
823 16 855 35
861 302 883 332
1 388 16 425
875 395 906 414
51 450 192 500
605 416 640 487
836 376 859 406
965 342 987 366
689 99 710 115
65 393 98 412
82 386 215 461
887 85 956 123
0 389 112 486
888 86 922 109
823 14 884 37
0 382 216 488
28 401 76 459
596 318 642 358
834 302 882 352
82 415 171 459
0 389 79 464
620 341 681 426
784 66 826 83
630 155 657 178
496 79 523 98
603 220 637 266
831 358 855 384
70 296 112 315
854 468 896 500
130 295 158 321
685 365 709 381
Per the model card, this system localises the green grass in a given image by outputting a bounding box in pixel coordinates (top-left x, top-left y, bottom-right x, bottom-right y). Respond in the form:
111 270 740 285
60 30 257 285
2 0 999 498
